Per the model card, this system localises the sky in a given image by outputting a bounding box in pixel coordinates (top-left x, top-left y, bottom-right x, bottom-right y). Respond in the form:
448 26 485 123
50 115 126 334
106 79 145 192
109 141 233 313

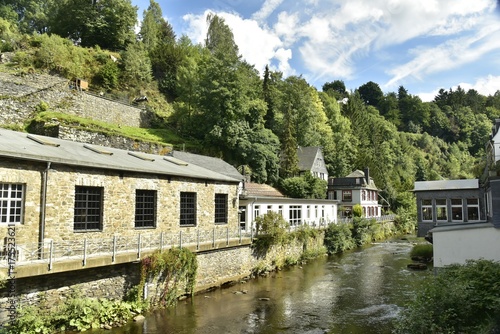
131 0 500 102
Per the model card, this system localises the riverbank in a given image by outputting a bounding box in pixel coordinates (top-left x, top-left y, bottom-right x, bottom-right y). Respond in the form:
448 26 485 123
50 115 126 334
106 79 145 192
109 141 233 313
7 216 411 333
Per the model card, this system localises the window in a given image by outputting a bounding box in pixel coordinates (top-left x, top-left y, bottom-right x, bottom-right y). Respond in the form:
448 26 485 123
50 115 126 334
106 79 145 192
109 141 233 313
239 206 246 229
343 206 352 218
362 190 366 201
214 194 228 224
254 205 260 220
289 205 302 226
467 198 479 221
342 190 352 202
451 198 463 222
135 190 156 228
436 199 447 221
278 205 283 217
0 183 24 224
307 205 311 219
180 192 196 226
74 186 103 231
421 199 432 221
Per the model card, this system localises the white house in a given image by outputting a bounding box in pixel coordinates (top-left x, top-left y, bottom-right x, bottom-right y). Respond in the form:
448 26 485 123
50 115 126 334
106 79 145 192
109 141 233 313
327 168 381 218
238 182 338 232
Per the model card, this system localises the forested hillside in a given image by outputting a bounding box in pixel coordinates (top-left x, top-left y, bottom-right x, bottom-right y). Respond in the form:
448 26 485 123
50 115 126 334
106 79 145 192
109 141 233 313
2 0 500 212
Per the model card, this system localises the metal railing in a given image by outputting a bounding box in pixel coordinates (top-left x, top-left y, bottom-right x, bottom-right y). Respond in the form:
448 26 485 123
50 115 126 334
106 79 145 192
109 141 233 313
0 227 253 270
0 215 396 270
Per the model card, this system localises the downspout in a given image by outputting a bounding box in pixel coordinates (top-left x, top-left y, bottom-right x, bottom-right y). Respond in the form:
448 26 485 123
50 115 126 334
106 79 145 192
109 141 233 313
40 161 51 251
250 196 258 240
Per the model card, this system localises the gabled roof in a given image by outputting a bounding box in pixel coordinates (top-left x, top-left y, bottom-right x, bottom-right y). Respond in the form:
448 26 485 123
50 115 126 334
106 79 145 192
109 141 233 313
169 151 243 181
243 182 285 198
0 128 240 183
330 169 378 190
346 170 365 178
413 179 479 192
297 146 320 171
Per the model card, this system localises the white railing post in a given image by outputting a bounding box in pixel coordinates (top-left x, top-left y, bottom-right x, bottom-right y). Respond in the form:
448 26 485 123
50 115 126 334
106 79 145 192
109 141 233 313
48 240 53 271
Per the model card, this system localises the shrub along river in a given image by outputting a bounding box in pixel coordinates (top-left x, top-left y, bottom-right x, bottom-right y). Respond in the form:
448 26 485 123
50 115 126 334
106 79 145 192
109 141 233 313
93 239 431 334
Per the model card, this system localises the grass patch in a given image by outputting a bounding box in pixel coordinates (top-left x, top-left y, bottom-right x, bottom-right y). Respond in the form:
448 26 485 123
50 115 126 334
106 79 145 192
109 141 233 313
28 111 200 151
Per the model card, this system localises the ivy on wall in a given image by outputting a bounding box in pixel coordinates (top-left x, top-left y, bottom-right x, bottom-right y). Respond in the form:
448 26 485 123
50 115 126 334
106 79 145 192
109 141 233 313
138 248 197 307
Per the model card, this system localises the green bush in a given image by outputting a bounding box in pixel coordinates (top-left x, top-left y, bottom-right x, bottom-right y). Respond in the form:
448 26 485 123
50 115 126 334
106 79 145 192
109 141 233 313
253 211 290 252
351 217 372 246
410 243 433 261
394 259 500 333
324 223 355 254
393 209 416 234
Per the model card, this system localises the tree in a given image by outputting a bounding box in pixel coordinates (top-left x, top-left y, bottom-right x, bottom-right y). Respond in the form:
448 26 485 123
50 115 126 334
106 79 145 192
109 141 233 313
322 80 347 100
121 42 152 87
50 0 137 50
358 81 383 107
280 106 299 178
205 13 239 62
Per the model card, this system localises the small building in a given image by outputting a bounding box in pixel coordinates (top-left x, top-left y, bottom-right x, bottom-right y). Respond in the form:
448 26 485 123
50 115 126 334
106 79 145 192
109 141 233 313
415 119 500 268
413 179 485 237
239 182 338 232
327 168 381 218
297 146 328 181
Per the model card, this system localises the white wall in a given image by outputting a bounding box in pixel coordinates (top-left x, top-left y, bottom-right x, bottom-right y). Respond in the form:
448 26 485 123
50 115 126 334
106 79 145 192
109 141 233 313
432 224 500 267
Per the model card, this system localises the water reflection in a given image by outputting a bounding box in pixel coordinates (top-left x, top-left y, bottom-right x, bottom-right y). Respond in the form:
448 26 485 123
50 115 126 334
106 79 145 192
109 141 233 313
92 240 430 334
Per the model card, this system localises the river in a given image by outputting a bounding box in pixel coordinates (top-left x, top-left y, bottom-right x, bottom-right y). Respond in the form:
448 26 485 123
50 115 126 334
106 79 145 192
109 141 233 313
93 239 430 334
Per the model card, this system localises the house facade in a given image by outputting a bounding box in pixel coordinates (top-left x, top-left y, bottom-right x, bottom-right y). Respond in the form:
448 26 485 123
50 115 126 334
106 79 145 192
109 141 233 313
297 146 328 181
413 179 485 238
415 119 500 267
327 168 381 218
0 129 241 275
239 182 338 232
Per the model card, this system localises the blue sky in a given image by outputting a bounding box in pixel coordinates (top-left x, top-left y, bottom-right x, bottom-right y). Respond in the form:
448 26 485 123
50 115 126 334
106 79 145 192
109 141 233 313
131 0 500 101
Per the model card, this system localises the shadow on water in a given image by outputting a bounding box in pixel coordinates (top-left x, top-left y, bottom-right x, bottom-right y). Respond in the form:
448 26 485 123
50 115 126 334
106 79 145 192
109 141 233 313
90 239 431 334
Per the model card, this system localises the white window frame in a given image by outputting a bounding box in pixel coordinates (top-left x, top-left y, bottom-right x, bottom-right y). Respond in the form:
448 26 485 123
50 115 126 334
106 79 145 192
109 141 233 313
450 198 463 222
0 183 25 224
436 198 447 222
289 205 302 226
421 199 433 221
467 198 480 222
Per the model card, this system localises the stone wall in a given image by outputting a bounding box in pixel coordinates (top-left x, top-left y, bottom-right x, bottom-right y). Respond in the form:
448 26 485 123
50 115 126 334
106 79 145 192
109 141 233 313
0 158 239 246
0 233 326 325
28 122 172 155
0 72 152 129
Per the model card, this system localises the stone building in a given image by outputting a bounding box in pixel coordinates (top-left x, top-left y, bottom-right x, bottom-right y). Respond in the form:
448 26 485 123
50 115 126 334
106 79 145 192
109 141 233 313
0 128 241 277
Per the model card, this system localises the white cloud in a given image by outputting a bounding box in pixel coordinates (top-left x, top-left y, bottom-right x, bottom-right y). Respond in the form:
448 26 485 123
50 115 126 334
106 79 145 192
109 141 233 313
179 0 500 93
252 0 284 22
182 10 290 77
383 21 500 89
457 75 500 96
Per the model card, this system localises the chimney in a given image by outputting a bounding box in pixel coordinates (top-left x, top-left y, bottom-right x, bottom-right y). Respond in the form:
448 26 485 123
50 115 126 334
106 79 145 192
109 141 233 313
364 167 370 185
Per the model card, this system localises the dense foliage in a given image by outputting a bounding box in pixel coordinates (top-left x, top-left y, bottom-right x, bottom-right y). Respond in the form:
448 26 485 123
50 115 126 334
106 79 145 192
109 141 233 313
8 290 145 333
139 248 197 307
394 260 500 334
2 0 500 209
324 213 415 255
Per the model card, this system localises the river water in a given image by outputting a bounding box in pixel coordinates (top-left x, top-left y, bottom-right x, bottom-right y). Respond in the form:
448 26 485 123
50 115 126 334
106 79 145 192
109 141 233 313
95 239 430 334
